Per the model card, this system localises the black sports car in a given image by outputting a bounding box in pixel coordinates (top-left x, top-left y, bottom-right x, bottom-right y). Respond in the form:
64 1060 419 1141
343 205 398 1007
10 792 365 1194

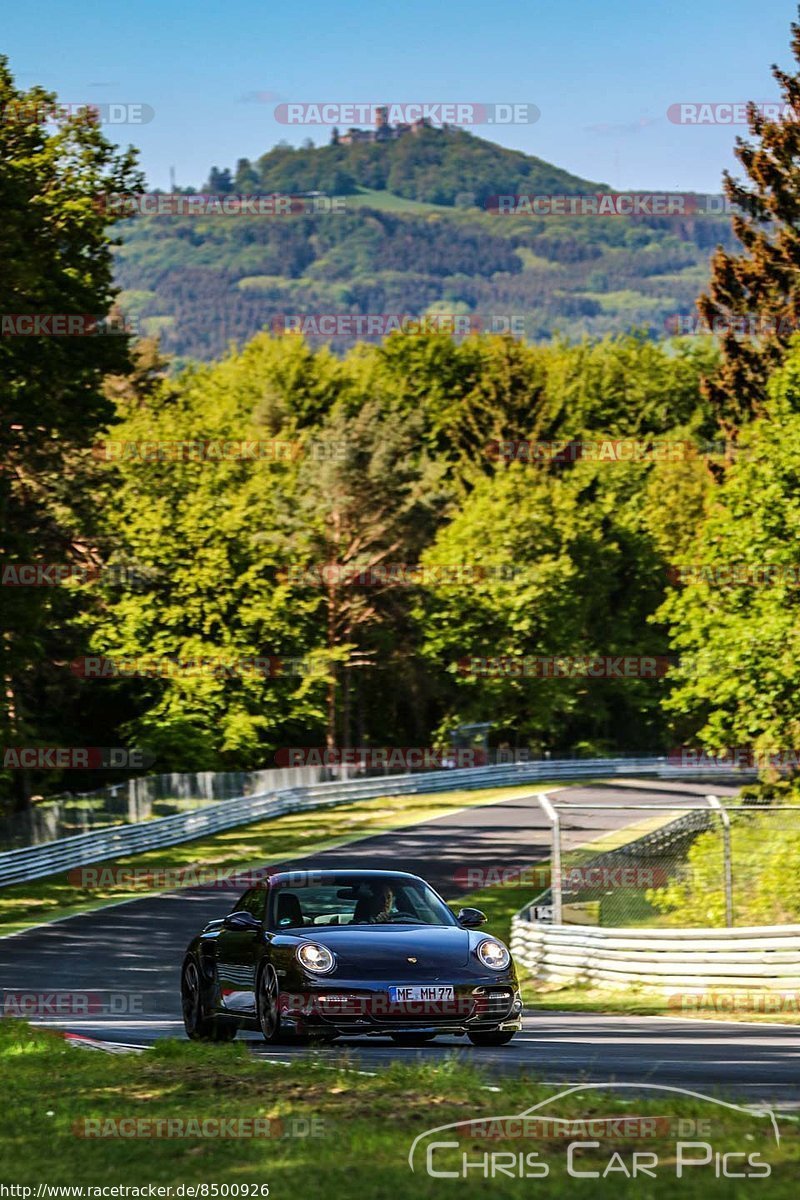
181 869 522 1046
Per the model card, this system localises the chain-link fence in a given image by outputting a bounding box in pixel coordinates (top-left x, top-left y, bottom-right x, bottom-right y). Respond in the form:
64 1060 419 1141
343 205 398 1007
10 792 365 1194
526 795 800 928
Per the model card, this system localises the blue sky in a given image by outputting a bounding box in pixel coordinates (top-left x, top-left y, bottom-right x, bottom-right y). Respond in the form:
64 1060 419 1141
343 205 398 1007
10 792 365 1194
3 0 798 191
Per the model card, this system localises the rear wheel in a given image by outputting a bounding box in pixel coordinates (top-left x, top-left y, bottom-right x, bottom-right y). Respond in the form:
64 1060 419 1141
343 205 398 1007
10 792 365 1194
390 1033 437 1046
468 1030 515 1047
181 958 237 1042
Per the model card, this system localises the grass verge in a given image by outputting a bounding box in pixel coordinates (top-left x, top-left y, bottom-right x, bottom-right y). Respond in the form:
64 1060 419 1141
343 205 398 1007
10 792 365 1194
519 983 800 1024
1 1019 796 1194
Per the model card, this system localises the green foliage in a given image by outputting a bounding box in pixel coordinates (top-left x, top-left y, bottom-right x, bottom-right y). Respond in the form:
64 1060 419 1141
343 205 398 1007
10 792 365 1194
660 343 800 757
59 330 716 777
0 57 142 805
243 125 604 207
113 129 738 364
648 810 800 926
698 15 800 427
413 457 671 751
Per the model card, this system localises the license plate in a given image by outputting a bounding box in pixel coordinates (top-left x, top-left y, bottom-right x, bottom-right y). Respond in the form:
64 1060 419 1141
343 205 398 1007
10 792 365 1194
388 985 455 1002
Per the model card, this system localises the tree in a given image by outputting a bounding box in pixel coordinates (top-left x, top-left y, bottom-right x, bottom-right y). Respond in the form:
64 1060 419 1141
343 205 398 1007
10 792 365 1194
206 167 233 193
0 59 142 808
414 458 671 753
234 158 259 190
698 9 800 429
660 345 800 759
84 334 351 769
286 399 448 748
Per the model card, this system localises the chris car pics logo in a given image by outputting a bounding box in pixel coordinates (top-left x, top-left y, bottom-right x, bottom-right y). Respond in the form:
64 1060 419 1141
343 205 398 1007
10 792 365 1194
408 1083 779 1180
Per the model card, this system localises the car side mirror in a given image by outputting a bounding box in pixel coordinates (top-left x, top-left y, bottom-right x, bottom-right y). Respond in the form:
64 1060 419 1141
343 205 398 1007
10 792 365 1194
223 910 262 932
457 907 487 928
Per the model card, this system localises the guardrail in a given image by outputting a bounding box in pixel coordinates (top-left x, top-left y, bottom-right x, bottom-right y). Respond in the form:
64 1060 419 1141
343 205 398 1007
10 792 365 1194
509 918 800 992
0 764 335 851
0 754 753 889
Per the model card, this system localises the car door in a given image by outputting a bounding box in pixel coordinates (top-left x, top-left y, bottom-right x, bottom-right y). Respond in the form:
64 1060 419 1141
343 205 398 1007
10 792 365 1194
215 887 267 1014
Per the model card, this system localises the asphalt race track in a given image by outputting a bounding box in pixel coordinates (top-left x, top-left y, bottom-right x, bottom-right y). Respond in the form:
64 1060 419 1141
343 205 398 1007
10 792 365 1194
2 779 798 1109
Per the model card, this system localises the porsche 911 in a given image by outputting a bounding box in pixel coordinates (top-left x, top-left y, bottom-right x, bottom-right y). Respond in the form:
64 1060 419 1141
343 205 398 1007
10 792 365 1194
181 869 522 1046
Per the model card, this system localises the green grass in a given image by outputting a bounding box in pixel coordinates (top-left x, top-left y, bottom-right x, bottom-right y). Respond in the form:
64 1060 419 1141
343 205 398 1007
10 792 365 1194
1 1019 796 1193
518 983 800 1024
591 290 668 313
0 783 563 937
340 187 457 214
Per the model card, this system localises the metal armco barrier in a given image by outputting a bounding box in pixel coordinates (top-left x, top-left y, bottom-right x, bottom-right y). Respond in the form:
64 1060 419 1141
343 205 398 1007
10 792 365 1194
509 918 800 992
0 754 751 888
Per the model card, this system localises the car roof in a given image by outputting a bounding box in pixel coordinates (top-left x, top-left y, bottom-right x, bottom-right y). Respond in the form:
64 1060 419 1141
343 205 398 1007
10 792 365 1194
264 869 426 888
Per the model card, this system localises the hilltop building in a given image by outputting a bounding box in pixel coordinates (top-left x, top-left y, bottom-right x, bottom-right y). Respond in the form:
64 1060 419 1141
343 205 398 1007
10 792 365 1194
333 106 433 145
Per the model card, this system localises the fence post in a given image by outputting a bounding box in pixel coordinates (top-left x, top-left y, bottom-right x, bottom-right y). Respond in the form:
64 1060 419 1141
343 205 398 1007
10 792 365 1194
536 791 562 925
707 794 733 927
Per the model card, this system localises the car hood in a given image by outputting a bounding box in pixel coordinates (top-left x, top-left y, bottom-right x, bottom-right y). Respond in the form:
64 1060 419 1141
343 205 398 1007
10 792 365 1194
292 924 475 972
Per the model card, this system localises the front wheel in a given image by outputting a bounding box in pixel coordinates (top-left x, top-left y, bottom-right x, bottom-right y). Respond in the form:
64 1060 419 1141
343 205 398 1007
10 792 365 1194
181 958 237 1042
256 963 284 1043
468 1030 515 1047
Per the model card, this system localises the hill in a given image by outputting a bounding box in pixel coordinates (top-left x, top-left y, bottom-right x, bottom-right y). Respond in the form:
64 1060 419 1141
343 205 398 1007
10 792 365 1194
228 123 606 206
114 127 737 363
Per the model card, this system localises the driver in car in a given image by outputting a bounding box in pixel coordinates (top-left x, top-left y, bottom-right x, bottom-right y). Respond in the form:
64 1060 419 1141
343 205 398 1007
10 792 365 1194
363 884 395 923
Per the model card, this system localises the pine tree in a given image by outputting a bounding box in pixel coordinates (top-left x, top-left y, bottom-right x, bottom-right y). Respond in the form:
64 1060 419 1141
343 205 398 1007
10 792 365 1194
698 9 800 430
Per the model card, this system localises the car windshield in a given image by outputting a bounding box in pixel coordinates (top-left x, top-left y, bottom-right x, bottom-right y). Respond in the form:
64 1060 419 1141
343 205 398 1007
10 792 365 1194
267 876 458 930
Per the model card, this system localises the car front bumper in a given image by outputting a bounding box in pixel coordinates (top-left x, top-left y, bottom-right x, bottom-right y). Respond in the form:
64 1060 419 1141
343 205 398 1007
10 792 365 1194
276 978 523 1036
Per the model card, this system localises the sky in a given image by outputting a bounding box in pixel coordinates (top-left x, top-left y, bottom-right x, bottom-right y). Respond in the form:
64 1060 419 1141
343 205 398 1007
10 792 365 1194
3 0 799 193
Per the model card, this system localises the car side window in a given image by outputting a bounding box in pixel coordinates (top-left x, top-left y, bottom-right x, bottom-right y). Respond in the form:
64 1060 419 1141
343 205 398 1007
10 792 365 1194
246 887 267 922
233 889 254 914
232 888 266 922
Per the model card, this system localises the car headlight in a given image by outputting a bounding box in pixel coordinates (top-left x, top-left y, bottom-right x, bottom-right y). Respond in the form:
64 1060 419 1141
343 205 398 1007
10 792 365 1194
477 939 510 970
296 942 335 974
